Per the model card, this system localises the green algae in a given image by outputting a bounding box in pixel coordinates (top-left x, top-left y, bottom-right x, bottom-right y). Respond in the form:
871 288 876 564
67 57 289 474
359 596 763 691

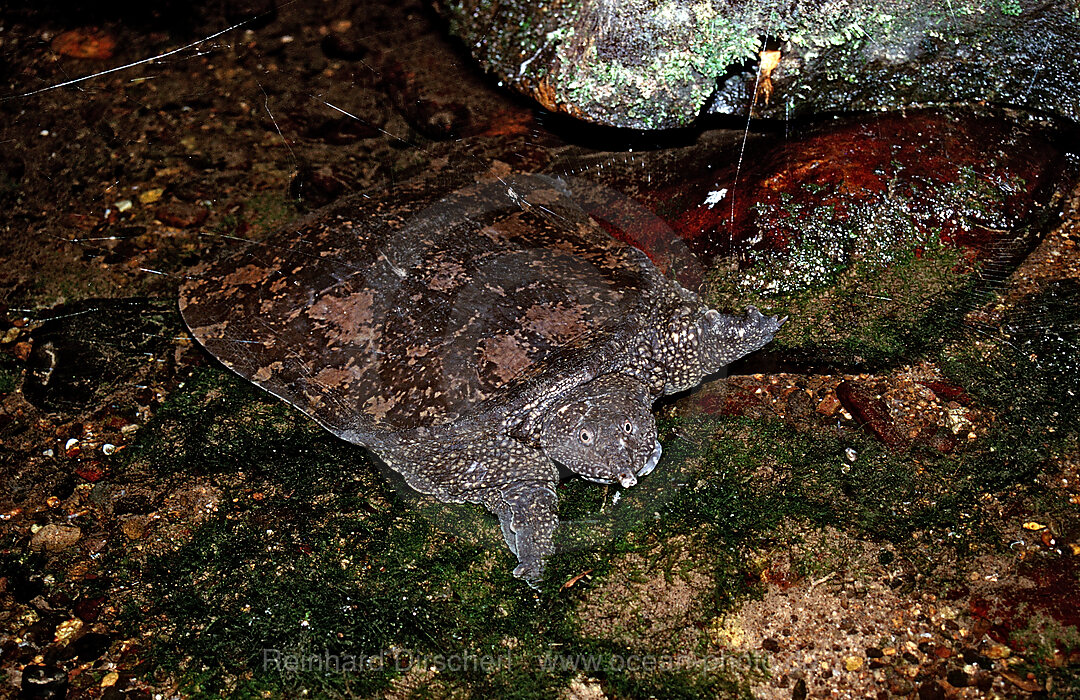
100 273 1080 697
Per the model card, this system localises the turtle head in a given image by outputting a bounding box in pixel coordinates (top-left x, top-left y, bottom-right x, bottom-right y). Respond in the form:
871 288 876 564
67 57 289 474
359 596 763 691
539 374 660 488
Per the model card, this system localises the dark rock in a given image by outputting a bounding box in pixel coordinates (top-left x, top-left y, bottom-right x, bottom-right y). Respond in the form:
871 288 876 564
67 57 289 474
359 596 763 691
73 595 107 622
8 569 44 604
404 99 471 140
320 33 369 61
69 632 112 663
889 678 914 695
303 116 381 145
961 647 994 668
19 663 66 699
289 164 351 210
762 637 780 652
565 110 1074 369
155 201 209 229
439 0 1080 129
791 677 807 700
113 494 152 515
946 668 969 687
917 681 946 700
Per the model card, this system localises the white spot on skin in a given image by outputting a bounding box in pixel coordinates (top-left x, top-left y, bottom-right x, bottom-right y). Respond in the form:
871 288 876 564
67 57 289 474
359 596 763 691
704 189 728 208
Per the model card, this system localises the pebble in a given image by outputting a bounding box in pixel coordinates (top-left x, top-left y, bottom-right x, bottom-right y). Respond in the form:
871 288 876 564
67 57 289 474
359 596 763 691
50 27 116 60
155 201 209 228
53 618 83 644
30 523 82 551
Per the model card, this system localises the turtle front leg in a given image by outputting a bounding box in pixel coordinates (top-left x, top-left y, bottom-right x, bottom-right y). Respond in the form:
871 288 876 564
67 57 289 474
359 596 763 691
484 480 559 583
651 305 785 395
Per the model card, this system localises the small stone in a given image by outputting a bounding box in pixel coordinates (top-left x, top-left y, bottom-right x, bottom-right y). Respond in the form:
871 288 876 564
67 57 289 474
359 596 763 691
946 668 969 687
74 460 107 482
70 632 112 662
100 671 120 687
888 678 914 695
12 340 32 361
30 523 82 551
984 643 1011 659
155 201 209 228
1022 521 1046 531
816 392 841 416
51 27 116 59
138 188 164 205
866 647 884 658
917 681 946 700
20 664 67 697
74 595 106 622
120 516 149 541
320 32 369 61
54 618 83 644
762 637 780 652
844 656 863 671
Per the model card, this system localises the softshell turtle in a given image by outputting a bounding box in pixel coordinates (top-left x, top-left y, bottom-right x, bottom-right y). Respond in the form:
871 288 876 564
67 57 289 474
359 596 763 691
179 173 783 581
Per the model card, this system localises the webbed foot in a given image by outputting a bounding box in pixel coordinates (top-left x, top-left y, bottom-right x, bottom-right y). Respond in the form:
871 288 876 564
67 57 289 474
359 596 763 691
491 483 558 584
702 305 786 368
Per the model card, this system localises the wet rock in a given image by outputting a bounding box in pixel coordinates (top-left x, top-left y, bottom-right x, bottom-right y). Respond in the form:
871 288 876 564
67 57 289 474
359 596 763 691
68 632 112 663
587 110 1075 368
155 201 209 229
403 99 471 140
917 681 946 700
440 0 1080 129
289 164 351 210
302 116 381 145
74 461 107 483
946 668 969 687
836 381 905 448
50 28 116 60
113 493 152 515
30 524 82 552
120 516 150 541
73 595 106 622
19 663 67 699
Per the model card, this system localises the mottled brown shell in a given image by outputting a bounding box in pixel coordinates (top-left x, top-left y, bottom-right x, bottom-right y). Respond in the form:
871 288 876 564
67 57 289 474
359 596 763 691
179 175 666 442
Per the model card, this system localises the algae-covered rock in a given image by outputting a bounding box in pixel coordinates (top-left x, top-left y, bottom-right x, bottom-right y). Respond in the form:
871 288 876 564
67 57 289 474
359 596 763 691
554 110 1075 367
439 0 1080 128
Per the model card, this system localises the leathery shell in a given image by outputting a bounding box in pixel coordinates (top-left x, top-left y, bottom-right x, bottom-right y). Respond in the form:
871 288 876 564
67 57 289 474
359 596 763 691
179 174 666 442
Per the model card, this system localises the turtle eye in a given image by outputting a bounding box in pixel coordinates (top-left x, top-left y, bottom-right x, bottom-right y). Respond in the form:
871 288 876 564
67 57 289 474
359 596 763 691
579 429 592 443
622 421 633 433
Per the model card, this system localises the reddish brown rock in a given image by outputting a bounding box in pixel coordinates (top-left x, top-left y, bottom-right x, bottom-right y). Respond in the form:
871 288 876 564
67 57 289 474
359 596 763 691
155 202 209 229
836 381 905 448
